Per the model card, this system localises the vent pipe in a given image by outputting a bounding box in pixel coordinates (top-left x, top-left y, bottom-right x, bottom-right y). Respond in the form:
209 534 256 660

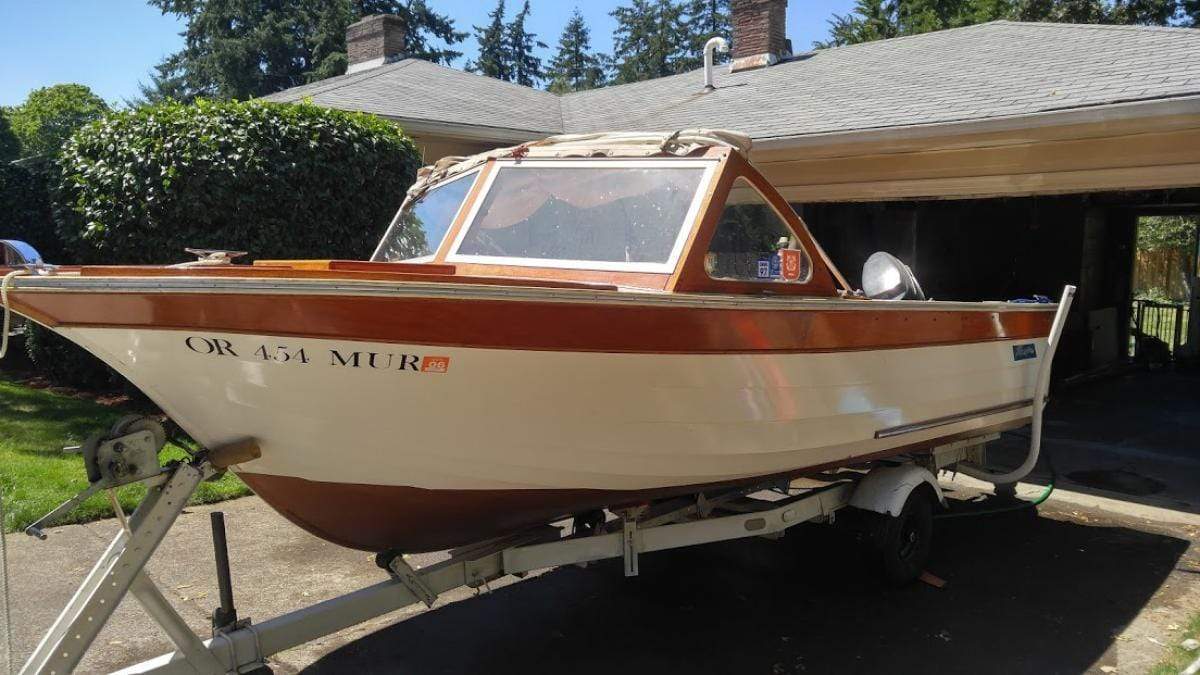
703 37 729 90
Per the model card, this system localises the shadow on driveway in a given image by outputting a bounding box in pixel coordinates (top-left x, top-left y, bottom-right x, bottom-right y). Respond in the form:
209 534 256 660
304 506 1188 674
991 370 1200 514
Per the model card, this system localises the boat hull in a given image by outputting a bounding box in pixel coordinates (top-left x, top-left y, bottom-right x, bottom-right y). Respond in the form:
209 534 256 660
56 324 1044 551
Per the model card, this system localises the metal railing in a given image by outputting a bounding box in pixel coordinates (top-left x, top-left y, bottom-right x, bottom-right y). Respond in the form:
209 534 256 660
1130 298 1191 362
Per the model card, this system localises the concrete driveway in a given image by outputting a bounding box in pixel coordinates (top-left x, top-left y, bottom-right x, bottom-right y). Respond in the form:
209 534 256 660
6 489 1198 674
4 371 1199 674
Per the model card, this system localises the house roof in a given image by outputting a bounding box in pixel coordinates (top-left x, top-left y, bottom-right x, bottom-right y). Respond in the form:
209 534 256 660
262 58 563 137
266 21 1200 142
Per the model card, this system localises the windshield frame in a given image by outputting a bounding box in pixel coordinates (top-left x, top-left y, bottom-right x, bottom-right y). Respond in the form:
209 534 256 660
370 167 481 263
443 158 719 274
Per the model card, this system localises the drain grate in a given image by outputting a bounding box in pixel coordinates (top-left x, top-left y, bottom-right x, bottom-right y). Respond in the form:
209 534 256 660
1066 469 1166 496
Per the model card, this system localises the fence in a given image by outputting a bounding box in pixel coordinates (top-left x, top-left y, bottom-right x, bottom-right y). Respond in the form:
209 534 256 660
1130 299 1191 362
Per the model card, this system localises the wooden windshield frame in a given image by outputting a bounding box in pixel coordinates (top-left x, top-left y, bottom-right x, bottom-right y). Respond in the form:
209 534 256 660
428 148 730 291
670 151 850 297
421 147 850 295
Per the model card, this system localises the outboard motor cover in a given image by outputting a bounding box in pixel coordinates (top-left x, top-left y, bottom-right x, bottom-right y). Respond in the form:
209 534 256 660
861 251 926 301
1 240 44 266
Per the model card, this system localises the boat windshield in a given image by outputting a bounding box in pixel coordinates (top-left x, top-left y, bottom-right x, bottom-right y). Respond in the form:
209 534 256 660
447 161 712 272
372 170 478 262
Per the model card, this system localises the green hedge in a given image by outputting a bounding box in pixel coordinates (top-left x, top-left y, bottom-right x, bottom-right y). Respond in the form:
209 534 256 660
56 98 420 264
26 99 421 390
0 161 63 262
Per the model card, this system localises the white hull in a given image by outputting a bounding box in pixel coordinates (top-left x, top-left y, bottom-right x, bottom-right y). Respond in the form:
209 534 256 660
61 326 1042 491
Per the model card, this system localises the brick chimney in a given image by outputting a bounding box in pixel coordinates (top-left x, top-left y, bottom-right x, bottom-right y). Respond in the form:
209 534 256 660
346 15 406 74
730 0 791 72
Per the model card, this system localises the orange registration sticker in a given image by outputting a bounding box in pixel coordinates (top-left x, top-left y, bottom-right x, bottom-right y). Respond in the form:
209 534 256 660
780 249 803 282
421 356 451 373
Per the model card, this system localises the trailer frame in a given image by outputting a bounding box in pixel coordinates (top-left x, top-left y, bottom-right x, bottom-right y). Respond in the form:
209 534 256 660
14 433 995 675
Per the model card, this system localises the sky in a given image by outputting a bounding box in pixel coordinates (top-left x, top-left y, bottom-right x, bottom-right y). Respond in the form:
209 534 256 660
0 0 856 107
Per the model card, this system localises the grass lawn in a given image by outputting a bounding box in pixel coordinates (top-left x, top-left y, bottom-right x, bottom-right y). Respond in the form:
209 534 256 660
0 376 250 533
1150 611 1200 675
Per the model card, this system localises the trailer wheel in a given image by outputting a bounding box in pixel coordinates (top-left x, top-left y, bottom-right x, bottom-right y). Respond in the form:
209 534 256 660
872 485 934 586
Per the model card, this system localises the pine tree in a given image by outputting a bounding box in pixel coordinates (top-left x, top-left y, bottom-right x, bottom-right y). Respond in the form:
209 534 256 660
817 0 900 48
817 0 1182 47
679 0 732 71
508 0 547 87
140 0 466 102
466 0 511 80
546 8 606 93
1184 0 1200 24
611 0 688 84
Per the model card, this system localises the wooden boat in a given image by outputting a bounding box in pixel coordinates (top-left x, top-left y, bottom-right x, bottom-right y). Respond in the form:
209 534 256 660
1 131 1057 552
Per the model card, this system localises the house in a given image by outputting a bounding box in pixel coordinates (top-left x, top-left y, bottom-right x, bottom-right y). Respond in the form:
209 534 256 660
264 0 1200 373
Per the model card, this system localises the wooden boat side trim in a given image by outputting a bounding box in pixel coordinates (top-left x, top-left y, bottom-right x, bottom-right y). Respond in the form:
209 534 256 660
8 276 1059 313
20 291 1054 354
874 399 1034 439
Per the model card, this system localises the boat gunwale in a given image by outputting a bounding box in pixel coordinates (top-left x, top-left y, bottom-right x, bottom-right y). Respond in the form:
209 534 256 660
5 274 1061 314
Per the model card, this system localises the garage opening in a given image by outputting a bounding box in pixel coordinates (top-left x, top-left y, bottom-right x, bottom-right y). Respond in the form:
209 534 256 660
1130 214 1199 365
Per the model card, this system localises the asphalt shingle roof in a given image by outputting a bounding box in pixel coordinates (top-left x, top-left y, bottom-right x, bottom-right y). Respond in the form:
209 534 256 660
262 59 563 135
266 21 1200 141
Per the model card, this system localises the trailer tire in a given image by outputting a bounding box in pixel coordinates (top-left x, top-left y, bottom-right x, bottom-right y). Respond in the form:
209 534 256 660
872 485 934 586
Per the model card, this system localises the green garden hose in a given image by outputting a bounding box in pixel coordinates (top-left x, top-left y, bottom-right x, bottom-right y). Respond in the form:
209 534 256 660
935 435 1056 519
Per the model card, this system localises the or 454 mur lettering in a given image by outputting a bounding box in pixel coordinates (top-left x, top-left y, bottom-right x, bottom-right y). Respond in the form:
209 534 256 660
184 336 450 374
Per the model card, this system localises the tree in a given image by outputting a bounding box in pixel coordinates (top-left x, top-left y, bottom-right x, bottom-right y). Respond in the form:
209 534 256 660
0 163 60 260
0 110 20 162
4 84 110 159
817 0 1184 46
1107 0 1179 23
142 0 466 102
507 0 546 87
1013 0 1104 22
546 8 607 93
819 0 901 48
1184 0 1200 24
679 0 732 71
611 0 689 84
466 0 511 80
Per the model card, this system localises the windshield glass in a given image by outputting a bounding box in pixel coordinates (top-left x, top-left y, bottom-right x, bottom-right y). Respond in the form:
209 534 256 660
372 171 477 262
449 164 709 270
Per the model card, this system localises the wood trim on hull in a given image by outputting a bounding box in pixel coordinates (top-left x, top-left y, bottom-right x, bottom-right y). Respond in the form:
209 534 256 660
10 292 1054 354
238 417 1029 552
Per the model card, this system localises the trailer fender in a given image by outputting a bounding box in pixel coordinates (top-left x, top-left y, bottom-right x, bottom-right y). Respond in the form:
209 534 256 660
849 464 944 517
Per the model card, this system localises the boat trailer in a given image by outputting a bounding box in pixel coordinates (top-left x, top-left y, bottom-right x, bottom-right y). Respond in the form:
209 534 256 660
16 288 1076 674
18 434 991 675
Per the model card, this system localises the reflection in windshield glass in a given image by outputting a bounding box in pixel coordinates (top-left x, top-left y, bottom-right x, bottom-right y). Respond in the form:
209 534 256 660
455 166 705 265
373 173 476 262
